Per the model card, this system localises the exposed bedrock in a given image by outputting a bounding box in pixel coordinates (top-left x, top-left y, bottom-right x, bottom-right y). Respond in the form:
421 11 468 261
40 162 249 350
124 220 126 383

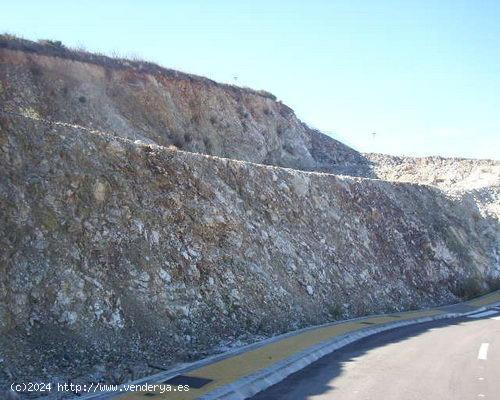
0 43 371 177
0 36 499 391
0 115 498 387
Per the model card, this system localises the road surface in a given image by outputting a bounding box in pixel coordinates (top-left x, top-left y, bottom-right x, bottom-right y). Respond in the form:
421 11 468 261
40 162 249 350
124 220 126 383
251 307 500 400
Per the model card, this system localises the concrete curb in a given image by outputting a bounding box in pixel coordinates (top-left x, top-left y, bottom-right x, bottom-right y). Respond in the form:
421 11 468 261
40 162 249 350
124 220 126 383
199 302 500 400
77 299 500 400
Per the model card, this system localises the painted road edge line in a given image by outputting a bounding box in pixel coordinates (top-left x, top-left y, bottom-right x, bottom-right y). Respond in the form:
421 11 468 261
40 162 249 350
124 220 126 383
478 343 489 360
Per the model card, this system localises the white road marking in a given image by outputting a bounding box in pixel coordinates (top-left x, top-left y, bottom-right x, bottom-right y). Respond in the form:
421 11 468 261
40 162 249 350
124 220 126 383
478 343 489 360
468 310 498 319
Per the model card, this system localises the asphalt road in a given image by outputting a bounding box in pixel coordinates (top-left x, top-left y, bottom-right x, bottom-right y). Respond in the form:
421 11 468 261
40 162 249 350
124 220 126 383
251 307 500 400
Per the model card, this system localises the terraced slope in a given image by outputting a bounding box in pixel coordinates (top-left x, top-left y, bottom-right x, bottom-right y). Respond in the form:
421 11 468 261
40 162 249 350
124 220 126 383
1 113 498 389
0 36 498 393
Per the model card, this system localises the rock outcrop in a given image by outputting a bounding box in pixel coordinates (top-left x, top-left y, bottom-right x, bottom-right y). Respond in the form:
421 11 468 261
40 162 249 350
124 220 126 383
0 37 371 176
0 36 499 393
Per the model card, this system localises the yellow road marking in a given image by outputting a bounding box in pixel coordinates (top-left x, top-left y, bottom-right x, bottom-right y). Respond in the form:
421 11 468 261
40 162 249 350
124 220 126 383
116 291 500 399
467 291 500 307
118 309 442 399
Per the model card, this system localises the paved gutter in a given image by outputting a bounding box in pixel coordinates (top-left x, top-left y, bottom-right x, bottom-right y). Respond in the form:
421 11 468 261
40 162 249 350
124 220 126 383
78 290 500 400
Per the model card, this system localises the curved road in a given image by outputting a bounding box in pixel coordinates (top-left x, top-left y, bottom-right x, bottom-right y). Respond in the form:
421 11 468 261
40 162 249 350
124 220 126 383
251 307 500 400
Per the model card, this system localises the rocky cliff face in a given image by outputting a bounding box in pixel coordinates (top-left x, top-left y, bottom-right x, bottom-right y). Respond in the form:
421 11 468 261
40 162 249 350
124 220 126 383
0 37 371 176
1 113 499 389
0 37 499 392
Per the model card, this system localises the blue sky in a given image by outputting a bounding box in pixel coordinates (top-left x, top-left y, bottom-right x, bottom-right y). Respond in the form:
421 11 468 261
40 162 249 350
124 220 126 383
2 0 499 159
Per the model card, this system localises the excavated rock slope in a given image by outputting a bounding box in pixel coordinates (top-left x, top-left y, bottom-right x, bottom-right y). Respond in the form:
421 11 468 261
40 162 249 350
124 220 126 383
1 113 499 390
0 37 499 392
0 38 371 176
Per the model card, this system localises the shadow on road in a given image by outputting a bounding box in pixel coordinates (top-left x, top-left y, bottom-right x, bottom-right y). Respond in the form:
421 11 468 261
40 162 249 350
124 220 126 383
250 311 499 400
